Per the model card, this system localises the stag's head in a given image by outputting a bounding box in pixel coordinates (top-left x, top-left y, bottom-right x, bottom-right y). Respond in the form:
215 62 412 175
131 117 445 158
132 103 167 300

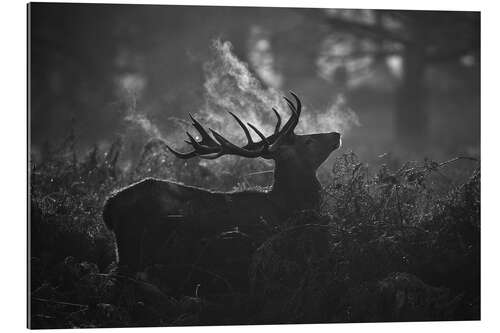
167 92 341 174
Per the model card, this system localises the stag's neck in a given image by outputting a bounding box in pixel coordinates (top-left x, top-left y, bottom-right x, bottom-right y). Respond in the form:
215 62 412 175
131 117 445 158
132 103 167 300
269 163 321 212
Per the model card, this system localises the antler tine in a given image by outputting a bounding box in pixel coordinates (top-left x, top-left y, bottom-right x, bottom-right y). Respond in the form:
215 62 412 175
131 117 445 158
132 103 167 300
165 144 198 159
289 91 301 116
198 152 224 160
275 94 300 136
283 97 297 115
228 111 253 145
210 129 265 158
268 92 302 152
247 123 270 146
189 113 217 146
272 108 281 134
185 131 198 146
167 114 222 159
186 132 219 154
210 129 240 148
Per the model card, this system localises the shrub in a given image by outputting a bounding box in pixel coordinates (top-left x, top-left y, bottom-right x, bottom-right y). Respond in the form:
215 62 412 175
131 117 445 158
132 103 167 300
29 138 480 327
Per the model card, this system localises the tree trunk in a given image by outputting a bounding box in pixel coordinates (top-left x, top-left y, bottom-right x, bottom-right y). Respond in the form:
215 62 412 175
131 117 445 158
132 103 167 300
395 44 428 152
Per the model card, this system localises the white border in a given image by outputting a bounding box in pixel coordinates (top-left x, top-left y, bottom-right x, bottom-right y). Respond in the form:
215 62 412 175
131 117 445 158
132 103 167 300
1 0 498 332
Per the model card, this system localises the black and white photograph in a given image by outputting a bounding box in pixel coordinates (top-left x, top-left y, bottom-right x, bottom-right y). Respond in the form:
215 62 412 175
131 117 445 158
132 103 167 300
26 1 483 329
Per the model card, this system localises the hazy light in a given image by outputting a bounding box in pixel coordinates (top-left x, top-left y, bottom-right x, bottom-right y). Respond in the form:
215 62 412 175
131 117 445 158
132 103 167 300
386 55 403 79
248 26 283 89
460 54 476 67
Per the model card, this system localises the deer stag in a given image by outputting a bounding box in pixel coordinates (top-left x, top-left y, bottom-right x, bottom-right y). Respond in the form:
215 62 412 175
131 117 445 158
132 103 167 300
103 92 341 273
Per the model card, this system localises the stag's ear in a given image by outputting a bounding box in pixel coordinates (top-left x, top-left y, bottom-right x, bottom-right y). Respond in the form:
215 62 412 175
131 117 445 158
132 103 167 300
268 139 297 160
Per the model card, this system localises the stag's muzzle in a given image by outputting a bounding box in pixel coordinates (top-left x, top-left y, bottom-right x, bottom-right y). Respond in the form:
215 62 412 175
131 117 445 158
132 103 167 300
329 132 341 149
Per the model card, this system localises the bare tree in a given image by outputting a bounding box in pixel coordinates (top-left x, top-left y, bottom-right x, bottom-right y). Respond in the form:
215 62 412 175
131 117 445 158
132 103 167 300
323 9 479 148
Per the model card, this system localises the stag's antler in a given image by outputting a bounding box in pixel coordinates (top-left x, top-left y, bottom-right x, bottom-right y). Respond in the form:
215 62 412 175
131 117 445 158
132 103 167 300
166 92 302 159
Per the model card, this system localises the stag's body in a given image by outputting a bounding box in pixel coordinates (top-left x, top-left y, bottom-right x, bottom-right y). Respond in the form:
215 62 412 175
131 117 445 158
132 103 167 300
103 93 340 272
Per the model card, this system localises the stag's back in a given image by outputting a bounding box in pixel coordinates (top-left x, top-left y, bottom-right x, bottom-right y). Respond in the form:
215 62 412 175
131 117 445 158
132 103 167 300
104 177 279 232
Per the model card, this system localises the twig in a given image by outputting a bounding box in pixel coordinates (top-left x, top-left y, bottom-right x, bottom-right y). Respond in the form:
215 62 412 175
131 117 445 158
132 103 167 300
32 297 88 309
162 264 234 294
394 185 405 227
245 170 274 177
438 156 479 168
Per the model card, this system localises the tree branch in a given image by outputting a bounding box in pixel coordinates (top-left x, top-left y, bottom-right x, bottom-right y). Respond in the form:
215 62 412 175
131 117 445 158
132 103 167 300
326 16 410 45
425 42 479 63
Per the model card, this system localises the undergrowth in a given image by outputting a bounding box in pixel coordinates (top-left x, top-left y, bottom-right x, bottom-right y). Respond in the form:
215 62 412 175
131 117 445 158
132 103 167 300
29 137 480 328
